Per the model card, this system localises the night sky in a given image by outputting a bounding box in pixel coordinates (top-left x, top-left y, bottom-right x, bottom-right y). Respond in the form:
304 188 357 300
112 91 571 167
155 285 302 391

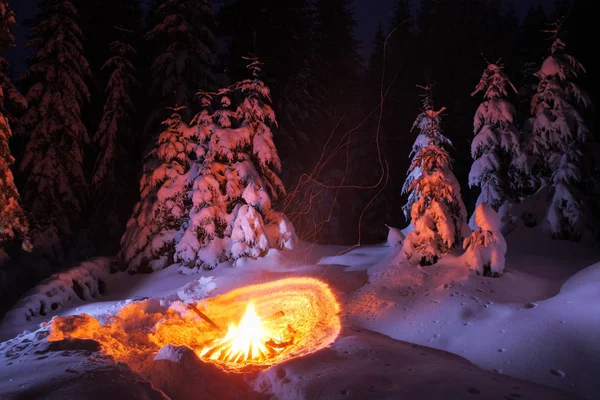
4 0 554 76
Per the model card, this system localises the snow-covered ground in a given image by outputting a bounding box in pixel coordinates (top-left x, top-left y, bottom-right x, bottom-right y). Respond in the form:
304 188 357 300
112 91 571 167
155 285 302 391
1 226 599 399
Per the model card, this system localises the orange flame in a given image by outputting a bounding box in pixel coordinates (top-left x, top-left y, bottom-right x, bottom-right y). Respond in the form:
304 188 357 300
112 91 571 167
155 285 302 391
199 303 285 365
48 277 341 373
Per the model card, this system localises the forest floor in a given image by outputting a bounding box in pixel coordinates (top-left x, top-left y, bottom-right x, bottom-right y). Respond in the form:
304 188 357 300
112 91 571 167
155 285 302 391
0 225 599 399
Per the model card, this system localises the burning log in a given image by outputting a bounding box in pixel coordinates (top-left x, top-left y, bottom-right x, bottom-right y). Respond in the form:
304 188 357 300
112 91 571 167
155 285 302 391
187 303 223 332
198 303 295 366
266 310 285 321
265 338 293 349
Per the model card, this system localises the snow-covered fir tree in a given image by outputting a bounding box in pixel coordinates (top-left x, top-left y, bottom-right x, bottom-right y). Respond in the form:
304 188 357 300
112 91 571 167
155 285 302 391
121 58 295 272
92 32 139 251
469 63 526 218
0 0 29 262
145 0 217 131
524 19 595 240
462 202 507 277
218 0 322 186
18 0 91 260
401 85 468 266
121 105 203 271
176 58 295 268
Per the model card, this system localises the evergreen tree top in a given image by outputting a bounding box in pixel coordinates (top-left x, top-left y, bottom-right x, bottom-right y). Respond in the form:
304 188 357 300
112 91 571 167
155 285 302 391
416 83 436 113
536 15 586 82
235 56 272 103
242 55 263 78
413 83 447 135
543 13 569 54
471 61 517 100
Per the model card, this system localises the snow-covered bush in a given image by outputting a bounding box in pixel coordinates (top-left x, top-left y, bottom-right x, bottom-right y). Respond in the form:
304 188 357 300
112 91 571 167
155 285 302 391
385 224 405 248
121 58 295 272
2 257 122 323
401 86 468 266
463 203 507 277
523 20 595 240
469 63 527 215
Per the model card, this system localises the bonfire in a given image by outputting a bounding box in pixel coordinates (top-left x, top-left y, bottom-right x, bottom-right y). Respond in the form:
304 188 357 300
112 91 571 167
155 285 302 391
48 277 341 372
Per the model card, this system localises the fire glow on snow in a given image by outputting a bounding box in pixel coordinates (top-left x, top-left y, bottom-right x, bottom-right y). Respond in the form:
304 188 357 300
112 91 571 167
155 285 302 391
47 277 341 372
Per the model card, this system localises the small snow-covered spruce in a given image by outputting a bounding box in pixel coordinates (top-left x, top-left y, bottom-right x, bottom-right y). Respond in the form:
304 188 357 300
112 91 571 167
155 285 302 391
470 62 527 213
402 85 468 266
524 18 595 240
174 57 296 269
120 105 205 272
463 203 507 277
0 0 30 261
18 0 91 260
402 86 450 218
92 34 139 239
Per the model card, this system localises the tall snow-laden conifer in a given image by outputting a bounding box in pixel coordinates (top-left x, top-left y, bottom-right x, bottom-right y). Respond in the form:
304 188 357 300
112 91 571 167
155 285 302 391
19 0 91 260
92 32 139 252
524 19 595 240
122 58 295 272
469 63 526 215
0 1 29 262
145 0 217 130
402 85 468 266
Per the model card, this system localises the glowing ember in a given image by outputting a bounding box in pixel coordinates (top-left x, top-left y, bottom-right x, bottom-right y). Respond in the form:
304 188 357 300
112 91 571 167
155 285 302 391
199 303 288 364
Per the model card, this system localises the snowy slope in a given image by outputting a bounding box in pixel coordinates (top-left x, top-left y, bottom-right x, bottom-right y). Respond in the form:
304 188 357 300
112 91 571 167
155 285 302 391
1 233 599 399
341 226 600 398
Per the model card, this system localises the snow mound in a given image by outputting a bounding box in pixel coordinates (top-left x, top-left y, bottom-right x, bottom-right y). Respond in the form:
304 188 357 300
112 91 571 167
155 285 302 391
559 261 600 294
255 327 575 400
2 257 123 324
462 203 507 276
0 331 168 400
175 276 217 303
474 203 501 231
385 224 405 247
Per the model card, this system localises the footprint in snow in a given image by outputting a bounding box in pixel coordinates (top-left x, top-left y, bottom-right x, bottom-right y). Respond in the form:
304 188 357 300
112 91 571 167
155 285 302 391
550 369 566 378
523 302 537 309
